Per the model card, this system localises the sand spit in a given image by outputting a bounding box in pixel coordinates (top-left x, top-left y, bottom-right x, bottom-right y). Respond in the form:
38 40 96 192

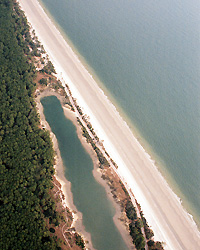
18 0 200 249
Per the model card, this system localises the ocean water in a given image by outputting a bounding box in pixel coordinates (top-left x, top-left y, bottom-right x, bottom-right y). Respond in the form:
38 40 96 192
41 96 128 250
40 0 200 225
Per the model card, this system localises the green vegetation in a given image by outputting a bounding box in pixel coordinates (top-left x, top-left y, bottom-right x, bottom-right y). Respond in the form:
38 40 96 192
12 1 42 59
125 199 163 250
0 1 61 249
75 233 85 249
50 228 56 233
125 200 145 249
77 118 109 167
140 212 154 240
0 1 163 250
39 77 48 86
40 61 56 75
77 103 163 249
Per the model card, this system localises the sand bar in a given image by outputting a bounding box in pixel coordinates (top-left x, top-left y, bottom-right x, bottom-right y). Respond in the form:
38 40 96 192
18 0 200 249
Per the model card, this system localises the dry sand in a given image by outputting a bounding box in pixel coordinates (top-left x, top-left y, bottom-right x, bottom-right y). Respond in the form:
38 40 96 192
18 0 200 249
36 90 133 250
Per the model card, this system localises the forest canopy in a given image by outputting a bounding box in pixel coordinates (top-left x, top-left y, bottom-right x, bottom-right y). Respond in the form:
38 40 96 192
0 1 61 249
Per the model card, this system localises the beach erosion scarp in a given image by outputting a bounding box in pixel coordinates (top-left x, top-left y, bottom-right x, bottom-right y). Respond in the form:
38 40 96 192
18 0 200 249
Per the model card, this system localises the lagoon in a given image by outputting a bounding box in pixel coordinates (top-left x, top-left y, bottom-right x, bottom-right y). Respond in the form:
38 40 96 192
41 96 129 250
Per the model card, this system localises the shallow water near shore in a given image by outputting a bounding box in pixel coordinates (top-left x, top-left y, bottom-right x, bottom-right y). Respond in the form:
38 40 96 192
41 96 129 250
40 0 200 225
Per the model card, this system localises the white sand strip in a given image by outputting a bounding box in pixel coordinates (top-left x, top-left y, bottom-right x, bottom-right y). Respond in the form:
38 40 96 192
18 0 200 249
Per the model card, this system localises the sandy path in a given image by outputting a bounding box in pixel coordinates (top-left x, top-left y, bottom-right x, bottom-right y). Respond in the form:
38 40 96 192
18 0 200 249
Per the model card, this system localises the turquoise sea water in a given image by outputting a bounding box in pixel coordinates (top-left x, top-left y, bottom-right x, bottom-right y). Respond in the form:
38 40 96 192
41 96 128 250
40 0 200 225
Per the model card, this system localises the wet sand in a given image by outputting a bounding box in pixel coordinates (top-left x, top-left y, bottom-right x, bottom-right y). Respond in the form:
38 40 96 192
19 0 200 249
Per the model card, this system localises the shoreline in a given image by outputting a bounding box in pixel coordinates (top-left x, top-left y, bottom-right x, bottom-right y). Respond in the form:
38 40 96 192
18 0 200 249
37 0 200 226
35 0 199 224
36 90 95 250
37 0 200 225
36 89 133 249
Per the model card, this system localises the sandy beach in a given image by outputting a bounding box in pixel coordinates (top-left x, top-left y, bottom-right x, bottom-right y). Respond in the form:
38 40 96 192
18 0 200 249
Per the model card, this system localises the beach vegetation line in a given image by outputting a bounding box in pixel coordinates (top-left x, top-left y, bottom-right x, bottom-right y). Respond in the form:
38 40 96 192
0 1 84 249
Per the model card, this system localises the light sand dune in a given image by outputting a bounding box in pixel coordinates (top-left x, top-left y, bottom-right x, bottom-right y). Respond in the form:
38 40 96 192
18 0 200 249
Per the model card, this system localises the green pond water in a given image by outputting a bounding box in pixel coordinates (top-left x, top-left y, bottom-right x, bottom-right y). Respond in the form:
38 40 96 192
41 96 129 250
40 0 200 225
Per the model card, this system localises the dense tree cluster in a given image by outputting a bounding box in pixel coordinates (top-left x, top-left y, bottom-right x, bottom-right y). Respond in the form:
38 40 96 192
0 1 165 250
39 77 48 86
0 1 61 249
12 1 44 58
74 233 85 249
40 61 56 75
125 200 145 249
125 200 164 250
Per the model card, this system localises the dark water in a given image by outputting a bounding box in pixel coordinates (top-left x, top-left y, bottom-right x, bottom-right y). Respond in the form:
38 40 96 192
40 0 200 225
41 96 128 250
